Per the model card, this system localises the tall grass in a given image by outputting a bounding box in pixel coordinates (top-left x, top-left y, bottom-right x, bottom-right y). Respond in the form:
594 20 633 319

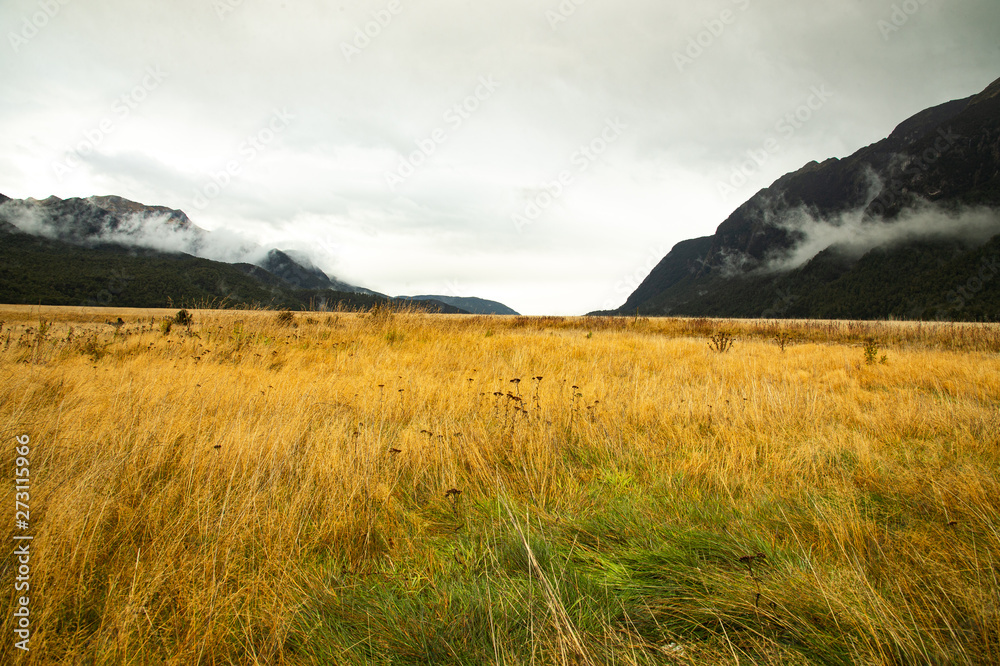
1 306 998 664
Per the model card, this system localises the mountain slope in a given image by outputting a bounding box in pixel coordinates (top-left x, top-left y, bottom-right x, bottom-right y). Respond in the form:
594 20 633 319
256 249 378 294
0 199 465 312
608 76 1000 321
397 295 519 315
0 222 372 309
0 194 372 294
0 194 203 246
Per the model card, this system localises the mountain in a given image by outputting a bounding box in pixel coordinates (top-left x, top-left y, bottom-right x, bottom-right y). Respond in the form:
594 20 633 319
256 248 382 295
0 194 469 313
0 219 467 312
0 193 379 294
0 194 202 246
397 295 519 315
604 76 1000 321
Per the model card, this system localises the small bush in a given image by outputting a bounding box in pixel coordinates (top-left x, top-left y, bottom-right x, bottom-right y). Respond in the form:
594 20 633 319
708 331 735 353
160 319 173 335
79 335 107 362
863 337 879 365
276 310 296 327
774 331 793 352
174 310 193 327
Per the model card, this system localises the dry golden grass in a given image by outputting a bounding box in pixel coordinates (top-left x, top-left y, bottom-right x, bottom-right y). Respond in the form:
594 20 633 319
1 305 998 664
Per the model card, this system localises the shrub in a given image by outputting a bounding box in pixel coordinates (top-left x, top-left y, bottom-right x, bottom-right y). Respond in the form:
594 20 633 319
774 331 793 352
174 309 193 327
276 310 296 327
863 337 879 365
79 335 107 362
708 331 735 353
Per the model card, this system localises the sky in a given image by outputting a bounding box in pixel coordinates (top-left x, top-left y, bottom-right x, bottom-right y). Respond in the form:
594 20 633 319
2 0 999 315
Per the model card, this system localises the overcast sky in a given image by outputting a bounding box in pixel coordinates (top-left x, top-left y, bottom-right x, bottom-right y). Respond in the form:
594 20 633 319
2 0 998 314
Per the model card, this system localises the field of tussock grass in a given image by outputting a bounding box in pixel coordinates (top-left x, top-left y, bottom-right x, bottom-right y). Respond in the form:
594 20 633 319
1 305 999 664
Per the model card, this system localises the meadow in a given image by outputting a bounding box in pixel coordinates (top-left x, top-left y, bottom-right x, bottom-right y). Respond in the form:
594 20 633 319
1 304 998 665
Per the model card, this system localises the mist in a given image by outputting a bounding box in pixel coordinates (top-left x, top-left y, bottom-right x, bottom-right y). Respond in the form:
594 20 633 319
0 198 271 266
765 202 1000 273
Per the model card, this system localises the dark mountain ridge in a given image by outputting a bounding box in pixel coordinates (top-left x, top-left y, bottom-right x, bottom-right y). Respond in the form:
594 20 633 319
0 220 464 313
606 76 1000 321
397 295 520 315
0 192 377 292
256 248 382 295
0 194 467 312
1 192 520 314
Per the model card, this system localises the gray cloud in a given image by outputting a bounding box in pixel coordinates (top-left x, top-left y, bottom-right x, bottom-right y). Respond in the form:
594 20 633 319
2 0 999 314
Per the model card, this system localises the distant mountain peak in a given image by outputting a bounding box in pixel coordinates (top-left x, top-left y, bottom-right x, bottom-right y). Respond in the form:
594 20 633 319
398 295 519 315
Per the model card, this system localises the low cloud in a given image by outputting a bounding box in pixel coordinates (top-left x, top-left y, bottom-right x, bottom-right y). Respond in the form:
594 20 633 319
0 198 268 265
765 202 1000 272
